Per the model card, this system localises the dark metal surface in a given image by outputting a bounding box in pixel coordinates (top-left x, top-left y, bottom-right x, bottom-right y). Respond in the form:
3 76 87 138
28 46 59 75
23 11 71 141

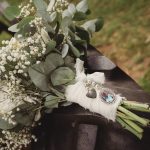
31 46 150 150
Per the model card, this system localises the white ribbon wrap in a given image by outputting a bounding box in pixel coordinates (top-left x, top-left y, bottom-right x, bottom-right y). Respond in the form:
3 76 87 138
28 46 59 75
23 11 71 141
65 59 123 121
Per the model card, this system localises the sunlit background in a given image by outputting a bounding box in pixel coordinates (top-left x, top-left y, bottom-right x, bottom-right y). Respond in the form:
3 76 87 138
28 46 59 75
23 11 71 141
0 0 150 92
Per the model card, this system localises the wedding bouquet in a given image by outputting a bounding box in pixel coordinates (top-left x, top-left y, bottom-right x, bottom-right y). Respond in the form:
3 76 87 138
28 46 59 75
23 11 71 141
0 0 150 149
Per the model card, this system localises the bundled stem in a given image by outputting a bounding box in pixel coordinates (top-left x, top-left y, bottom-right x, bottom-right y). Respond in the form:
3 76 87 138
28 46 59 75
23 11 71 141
116 100 150 139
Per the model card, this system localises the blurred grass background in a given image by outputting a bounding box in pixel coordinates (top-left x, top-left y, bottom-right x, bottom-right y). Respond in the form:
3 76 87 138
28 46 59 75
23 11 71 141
0 0 150 92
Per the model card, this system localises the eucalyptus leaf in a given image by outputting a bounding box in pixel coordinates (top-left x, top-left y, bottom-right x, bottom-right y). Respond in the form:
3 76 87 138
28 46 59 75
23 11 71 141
33 0 47 11
95 17 104 32
28 63 50 91
41 28 51 44
47 0 56 12
62 9 72 18
15 110 35 126
33 0 51 21
61 44 69 58
50 11 57 22
73 12 87 21
46 40 56 54
68 4 76 16
44 95 60 108
76 26 90 43
18 16 34 29
76 0 88 13
8 23 19 32
74 40 87 49
34 109 41 121
37 10 51 22
49 86 65 99
0 118 16 130
45 53 64 73
67 40 80 57
61 17 72 34
82 20 95 33
64 55 75 68
61 101 72 107
81 18 104 34
3 6 20 21
51 67 75 86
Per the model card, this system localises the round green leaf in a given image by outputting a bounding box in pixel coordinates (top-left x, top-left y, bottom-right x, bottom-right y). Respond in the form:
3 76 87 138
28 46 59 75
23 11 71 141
44 95 60 109
28 63 50 91
18 16 34 29
73 12 87 21
45 53 64 74
8 23 19 32
67 40 80 58
76 0 88 13
62 44 69 58
41 28 50 44
0 118 16 130
47 0 56 12
51 67 75 86
46 40 56 54
3 6 20 21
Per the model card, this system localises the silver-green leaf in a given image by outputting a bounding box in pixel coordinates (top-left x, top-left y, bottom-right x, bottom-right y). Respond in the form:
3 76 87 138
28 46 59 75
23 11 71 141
44 95 60 108
3 6 20 21
51 67 75 86
61 44 69 58
45 53 64 74
76 0 88 13
8 23 19 32
28 63 49 91
67 40 80 58
0 118 16 130
47 0 56 12
33 0 47 11
41 28 51 44
68 3 76 16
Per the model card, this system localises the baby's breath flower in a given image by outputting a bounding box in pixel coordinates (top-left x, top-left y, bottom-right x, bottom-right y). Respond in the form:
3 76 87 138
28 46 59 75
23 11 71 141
0 128 37 150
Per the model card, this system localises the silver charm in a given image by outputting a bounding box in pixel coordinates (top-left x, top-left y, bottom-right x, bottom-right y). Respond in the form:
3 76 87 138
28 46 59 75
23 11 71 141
86 88 97 98
99 88 116 104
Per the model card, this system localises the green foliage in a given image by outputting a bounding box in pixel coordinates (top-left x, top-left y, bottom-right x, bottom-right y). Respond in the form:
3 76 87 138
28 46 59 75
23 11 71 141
3 6 20 21
28 63 50 91
61 44 69 58
51 67 75 86
0 118 16 130
14 104 36 126
76 0 88 13
8 23 19 32
45 53 64 73
46 40 57 54
44 95 60 108
67 40 81 57
17 16 34 36
81 18 104 35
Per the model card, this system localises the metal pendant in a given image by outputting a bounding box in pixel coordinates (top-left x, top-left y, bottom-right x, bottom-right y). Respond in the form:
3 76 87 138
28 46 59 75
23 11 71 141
86 88 97 98
99 88 116 104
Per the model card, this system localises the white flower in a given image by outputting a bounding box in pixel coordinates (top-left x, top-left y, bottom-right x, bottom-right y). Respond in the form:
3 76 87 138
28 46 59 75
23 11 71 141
0 81 23 114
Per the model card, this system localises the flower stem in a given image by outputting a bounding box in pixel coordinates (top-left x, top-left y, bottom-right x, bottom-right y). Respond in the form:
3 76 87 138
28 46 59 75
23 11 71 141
123 118 143 133
118 106 149 126
116 117 142 139
122 100 149 109
117 111 137 121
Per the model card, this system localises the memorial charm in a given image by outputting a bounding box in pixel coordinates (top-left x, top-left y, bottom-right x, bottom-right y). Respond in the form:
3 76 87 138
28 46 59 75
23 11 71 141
0 0 150 149
100 89 116 104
